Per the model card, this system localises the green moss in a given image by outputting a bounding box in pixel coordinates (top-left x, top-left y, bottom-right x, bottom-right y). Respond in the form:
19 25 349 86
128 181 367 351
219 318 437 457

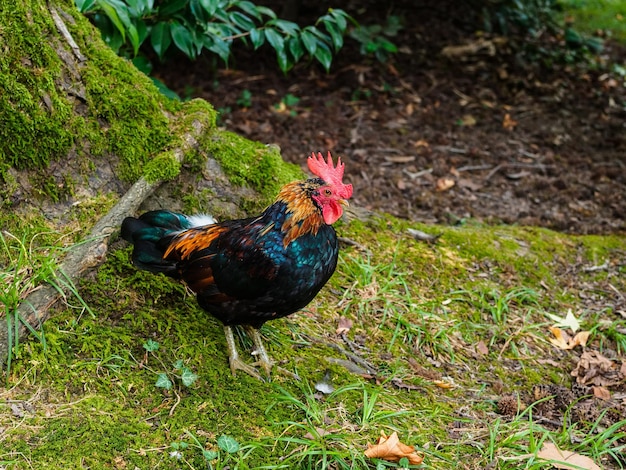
201 132 302 204
79 47 173 182
143 151 181 183
0 0 188 189
0 0 78 171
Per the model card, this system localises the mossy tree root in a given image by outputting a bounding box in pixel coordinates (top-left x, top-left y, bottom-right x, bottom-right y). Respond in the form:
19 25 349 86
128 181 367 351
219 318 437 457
0 117 210 370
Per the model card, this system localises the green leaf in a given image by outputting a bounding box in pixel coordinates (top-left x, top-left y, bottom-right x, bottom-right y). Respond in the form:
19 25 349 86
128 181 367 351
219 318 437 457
235 0 262 21
125 0 142 17
151 77 180 100
300 29 317 55
203 450 218 460
143 339 159 352
126 22 141 56
150 22 172 60
329 8 348 30
75 0 97 13
217 435 240 453
94 14 125 52
173 359 184 369
190 0 209 22
181 368 198 387
254 5 276 19
135 19 149 46
287 36 304 61
96 0 127 41
264 28 284 52
207 36 231 63
313 42 332 71
198 0 219 17
155 373 173 389
132 55 152 75
308 25 331 42
250 28 264 49
276 47 289 72
158 0 188 16
377 37 398 53
229 11 256 31
267 18 299 36
323 20 343 51
170 21 196 58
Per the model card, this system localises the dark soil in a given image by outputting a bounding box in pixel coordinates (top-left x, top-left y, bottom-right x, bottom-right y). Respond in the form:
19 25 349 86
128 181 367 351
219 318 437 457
155 2 626 235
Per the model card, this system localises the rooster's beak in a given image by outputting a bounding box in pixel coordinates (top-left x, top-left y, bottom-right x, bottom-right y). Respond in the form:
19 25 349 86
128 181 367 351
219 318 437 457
339 199 350 207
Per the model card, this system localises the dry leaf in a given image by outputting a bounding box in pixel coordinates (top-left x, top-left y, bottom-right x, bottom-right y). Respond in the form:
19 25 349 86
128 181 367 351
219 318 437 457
537 442 601 470
548 327 589 350
502 113 517 130
476 340 489 356
433 379 455 389
435 177 455 192
413 139 429 148
571 350 624 386
336 317 353 335
364 431 423 465
592 385 611 400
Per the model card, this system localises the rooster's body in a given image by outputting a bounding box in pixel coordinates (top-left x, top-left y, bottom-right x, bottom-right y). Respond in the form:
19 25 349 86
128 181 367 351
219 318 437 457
121 153 352 378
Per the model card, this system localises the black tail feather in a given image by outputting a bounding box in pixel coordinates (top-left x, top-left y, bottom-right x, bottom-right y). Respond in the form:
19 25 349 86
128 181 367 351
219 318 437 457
121 211 189 276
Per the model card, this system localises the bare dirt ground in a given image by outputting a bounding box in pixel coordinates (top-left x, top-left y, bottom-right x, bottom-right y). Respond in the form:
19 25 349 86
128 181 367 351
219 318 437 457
156 1 626 235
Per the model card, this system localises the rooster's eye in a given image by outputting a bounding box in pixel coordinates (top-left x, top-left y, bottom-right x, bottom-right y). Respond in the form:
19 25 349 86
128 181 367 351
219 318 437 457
323 188 332 197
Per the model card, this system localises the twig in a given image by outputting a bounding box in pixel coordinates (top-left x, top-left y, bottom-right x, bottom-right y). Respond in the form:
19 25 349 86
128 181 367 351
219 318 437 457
433 145 469 154
582 261 610 272
49 6 86 62
485 162 553 181
456 164 494 172
403 168 433 180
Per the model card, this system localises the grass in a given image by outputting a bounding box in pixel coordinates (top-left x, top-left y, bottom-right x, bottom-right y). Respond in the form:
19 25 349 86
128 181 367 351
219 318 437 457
0 218 625 468
560 0 626 42
0 230 93 376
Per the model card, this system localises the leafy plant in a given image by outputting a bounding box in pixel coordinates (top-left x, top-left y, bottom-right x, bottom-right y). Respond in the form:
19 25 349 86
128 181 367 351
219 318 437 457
274 93 300 116
75 0 354 73
349 14 401 62
169 431 245 469
141 339 199 390
236 88 252 108
477 0 604 62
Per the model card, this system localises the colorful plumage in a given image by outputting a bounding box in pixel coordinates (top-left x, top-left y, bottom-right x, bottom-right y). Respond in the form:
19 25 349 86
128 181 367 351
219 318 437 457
121 152 353 379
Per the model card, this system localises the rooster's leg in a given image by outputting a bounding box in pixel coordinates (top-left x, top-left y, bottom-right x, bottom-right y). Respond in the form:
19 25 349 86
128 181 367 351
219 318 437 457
244 326 273 376
223 325 262 380
245 326 300 380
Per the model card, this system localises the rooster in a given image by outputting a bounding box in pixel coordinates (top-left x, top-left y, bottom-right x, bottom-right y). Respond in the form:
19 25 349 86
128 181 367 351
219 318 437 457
121 152 353 379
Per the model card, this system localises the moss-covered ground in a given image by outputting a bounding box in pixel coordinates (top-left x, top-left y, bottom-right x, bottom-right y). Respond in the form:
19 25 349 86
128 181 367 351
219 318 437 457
1 213 624 469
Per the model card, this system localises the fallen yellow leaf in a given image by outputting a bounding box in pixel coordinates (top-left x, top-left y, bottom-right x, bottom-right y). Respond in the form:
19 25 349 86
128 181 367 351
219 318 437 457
548 327 589 350
364 431 423 465
432 379 455 389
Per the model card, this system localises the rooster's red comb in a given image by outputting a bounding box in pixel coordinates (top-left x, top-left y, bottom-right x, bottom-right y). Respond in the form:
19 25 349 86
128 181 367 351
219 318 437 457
307 151 353 198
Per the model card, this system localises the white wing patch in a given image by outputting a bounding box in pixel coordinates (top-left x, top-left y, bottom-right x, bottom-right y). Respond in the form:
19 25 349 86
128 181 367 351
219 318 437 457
187 214 216 227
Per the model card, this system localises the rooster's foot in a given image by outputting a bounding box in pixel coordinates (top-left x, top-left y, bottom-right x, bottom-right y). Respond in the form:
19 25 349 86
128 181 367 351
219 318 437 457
223 325 263 380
